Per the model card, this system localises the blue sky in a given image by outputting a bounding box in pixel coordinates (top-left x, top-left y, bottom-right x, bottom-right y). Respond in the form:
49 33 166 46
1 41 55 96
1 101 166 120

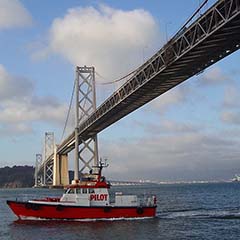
0 0 240 181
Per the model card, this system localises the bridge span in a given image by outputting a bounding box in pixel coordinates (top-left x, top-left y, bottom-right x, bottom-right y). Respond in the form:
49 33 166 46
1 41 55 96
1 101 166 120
35 0 240 187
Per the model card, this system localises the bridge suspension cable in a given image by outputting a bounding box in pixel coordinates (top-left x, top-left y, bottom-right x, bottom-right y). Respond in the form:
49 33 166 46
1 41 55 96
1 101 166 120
95 69 136 85
176 0 208 36
61 69 94 141
61 77 76 141
95 0 209 87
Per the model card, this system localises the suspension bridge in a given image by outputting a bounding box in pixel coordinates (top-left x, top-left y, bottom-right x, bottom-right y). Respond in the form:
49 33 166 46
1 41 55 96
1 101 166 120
34 0 240 187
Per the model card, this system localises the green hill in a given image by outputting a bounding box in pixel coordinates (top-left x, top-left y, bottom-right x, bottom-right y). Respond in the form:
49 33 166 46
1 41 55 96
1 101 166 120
0 165 34 188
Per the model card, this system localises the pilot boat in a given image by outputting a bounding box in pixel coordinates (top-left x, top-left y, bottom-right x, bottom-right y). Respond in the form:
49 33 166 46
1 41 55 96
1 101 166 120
7 163 157 221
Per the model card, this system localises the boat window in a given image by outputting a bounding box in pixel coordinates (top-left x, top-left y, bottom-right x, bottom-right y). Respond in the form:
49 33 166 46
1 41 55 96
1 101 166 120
89 189 95 194
67 188 75 194
82 188 87 194
76 188 81 194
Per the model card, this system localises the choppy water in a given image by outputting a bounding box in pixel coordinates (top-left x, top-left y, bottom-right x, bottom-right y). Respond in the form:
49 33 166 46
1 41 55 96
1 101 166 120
1 183 240 240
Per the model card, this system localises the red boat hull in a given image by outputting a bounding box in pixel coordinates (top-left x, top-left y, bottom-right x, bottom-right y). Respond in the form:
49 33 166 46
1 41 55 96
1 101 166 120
7 200 156 220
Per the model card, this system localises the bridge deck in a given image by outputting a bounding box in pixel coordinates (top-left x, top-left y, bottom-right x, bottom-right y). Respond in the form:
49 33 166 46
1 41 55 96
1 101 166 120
56 0 240 156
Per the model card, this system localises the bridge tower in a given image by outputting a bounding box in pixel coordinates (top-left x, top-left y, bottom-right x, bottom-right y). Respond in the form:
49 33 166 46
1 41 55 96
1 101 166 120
43 132 54 185
34 132 54 187
74 66 99 181
34 154 42 187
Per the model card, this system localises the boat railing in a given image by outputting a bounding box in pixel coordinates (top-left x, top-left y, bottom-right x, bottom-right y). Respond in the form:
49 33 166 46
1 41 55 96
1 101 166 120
139 195 157 207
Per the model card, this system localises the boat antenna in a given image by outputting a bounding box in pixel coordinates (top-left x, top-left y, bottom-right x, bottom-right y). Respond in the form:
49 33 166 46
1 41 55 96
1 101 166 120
92 157 109 168
99 157 109 168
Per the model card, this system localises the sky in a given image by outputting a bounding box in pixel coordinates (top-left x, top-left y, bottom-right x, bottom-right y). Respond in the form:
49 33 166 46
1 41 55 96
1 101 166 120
0 0 240 181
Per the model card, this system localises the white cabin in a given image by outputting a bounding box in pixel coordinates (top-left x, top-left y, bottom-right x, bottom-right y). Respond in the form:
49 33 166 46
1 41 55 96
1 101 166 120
60 187 142 207
60 187 110 206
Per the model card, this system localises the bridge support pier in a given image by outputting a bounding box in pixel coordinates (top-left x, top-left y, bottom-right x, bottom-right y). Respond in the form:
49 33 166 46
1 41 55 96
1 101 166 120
59 154 69 185
53 151 69 186
53 146 60 186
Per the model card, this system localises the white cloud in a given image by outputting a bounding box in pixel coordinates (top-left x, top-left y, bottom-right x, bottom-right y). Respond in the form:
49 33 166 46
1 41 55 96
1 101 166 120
223 85 240 108
0 65 67 136
0 98 67 124
148 85 189 113
134 119 200 135
0 0 32 29
0 123 33 136
198 66 230 86
221 111 240 125
101 131 239 181
0 64 33 100
34 4 161 80
221 84 240 125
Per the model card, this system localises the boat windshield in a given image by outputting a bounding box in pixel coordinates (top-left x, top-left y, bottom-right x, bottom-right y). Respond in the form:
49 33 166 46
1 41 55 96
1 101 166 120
65 188 95 194
65 188 75 194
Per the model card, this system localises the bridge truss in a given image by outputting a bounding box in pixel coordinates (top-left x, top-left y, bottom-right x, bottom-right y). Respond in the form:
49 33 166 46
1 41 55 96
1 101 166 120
57 0 240 155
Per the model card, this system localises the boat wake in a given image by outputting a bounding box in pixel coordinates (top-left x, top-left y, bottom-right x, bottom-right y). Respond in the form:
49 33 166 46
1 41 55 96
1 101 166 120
157 207 240 220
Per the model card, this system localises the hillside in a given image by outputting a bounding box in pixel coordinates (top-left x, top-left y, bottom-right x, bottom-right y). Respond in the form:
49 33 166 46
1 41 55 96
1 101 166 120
0 165 34 188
